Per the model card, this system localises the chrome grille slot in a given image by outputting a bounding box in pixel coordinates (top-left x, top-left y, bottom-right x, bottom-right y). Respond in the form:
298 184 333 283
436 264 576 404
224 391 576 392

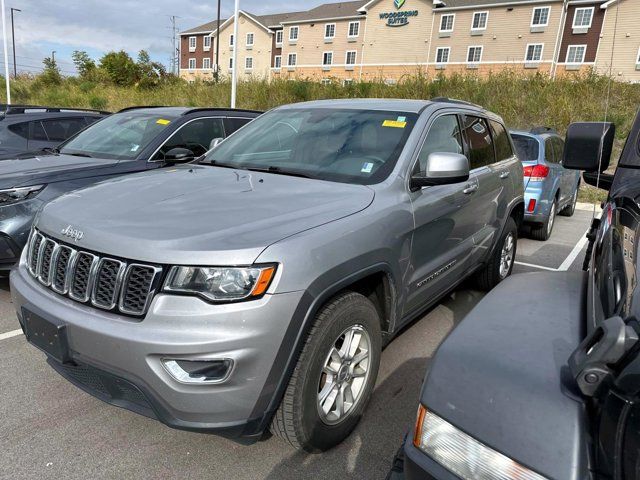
69 252 98 302
52 246 74 294
26 229 161 317
120 265 160 316
91 258 125 310
38 239 57 286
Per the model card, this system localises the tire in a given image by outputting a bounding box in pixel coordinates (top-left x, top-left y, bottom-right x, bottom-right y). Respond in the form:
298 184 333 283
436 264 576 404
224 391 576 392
559 187 578 217
270 291 382 452
475 216 518 291
530 199 557 241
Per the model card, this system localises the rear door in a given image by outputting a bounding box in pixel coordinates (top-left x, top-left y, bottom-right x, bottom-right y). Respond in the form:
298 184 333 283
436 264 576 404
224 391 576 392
405 112 474 316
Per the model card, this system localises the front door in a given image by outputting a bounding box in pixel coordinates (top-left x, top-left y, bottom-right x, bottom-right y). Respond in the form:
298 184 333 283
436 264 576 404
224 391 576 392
404 113 474 317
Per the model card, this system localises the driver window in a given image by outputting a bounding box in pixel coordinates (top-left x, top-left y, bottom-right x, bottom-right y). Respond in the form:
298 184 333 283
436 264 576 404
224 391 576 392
154 118 225 160
417 115 463 173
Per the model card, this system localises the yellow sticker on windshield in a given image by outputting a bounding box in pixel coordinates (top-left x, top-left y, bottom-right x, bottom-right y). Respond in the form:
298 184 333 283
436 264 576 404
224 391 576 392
156 119 171 125
382 120 406 128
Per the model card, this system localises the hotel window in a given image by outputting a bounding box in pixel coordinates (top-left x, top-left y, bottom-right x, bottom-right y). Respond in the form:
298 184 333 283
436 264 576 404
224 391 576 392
188 36 197 52
203 36 211 50
525 44 544 62
274 55 282 69
345 51 357 65
573 7 594 28
246 33 254 47
471 12 488 30
202 58 211 69
287 53 297 66
276 30 283 45
245 57 253 70
289 26 299 41
325 23 336 40
229 34 234 47
531 7 550 27
440 14 455 32
348 21 360 37
467 46 483 63
436 47 450 64
323 52 333 66
321 79 331 85
566 45 586 64
637 46 640 65
229 57 233 70
188 58 196 70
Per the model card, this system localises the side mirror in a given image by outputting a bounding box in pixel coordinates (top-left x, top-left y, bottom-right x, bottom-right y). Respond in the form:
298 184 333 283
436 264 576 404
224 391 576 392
563 122 615 172
411 152 470 190
164 147 195 164
209 137 224 150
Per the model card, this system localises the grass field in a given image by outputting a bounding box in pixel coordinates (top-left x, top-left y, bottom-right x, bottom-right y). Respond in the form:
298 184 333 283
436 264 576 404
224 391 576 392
5 71 638 202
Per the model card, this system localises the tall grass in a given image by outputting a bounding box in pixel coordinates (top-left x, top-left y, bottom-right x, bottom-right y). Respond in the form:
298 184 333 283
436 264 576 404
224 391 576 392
3 71 638 201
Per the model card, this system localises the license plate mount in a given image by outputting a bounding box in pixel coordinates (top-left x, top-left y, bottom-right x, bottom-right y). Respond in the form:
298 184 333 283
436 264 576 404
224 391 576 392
22 308 71 364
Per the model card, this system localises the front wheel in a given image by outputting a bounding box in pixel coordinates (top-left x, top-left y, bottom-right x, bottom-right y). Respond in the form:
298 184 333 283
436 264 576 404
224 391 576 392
270 292 382 452
475 217 518 291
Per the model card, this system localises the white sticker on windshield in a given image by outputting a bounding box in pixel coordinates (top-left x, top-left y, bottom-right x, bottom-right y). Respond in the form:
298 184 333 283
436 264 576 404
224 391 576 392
361 162 374 173
397 116 406 122
130 145 140 152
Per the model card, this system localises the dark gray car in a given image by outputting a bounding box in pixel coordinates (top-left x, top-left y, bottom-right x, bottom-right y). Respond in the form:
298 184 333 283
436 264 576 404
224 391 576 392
11 98 524 452
0 106 260 274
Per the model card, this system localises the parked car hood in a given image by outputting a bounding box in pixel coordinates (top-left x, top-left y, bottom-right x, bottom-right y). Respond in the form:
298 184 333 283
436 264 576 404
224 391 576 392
0 153 121 189
36 165 375 265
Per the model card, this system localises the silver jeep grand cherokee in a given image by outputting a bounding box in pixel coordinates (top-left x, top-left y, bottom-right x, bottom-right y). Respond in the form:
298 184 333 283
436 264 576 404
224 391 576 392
11 99 524 452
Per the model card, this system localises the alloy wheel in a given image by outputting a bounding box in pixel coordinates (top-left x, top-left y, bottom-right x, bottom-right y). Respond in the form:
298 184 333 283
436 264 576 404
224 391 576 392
499 232 515 279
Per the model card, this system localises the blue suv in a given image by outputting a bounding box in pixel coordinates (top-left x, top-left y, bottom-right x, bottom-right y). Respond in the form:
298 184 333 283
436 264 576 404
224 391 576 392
510 128 581 241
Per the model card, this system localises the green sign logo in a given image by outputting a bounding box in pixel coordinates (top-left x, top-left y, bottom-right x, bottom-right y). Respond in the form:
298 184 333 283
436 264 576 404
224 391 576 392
394 0 406 8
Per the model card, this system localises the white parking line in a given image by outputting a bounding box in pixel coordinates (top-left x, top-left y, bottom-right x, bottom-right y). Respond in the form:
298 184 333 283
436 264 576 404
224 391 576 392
514 261 558 272
558 229 591 271
0 329 23 341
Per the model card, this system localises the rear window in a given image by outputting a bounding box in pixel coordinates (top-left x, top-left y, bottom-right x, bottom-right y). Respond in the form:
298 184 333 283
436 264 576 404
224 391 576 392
489 120 514 162
511 134 539 162
462 115 495 169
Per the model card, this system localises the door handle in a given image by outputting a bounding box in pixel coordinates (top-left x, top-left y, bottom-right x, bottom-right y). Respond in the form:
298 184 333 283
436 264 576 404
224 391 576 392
463 184 479 195
499 171 510 179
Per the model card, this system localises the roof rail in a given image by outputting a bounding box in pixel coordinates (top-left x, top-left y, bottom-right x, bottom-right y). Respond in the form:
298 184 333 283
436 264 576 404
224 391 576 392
0 104 110 115
182 107 263 116
530 126 557 135
430 97 483 109
116 105 171 113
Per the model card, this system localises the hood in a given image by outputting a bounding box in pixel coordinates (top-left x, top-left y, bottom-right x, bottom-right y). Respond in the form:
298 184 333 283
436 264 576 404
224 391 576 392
37 165 375 265
0 154 120 188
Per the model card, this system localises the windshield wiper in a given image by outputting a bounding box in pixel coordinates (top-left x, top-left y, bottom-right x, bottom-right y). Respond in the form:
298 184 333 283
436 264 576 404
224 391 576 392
40 147 59 155
65 152 94 158
245 166 312 179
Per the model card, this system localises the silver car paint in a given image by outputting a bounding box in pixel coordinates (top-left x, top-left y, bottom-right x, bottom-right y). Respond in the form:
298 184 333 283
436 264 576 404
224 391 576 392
11 99 524 438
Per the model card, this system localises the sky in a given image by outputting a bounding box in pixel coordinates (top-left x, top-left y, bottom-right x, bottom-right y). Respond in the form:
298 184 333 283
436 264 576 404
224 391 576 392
2 0 342 75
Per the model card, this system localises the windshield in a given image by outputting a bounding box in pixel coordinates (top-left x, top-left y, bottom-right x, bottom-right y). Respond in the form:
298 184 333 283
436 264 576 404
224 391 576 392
511 134 539 162
203 108 418 185
59 112 178 160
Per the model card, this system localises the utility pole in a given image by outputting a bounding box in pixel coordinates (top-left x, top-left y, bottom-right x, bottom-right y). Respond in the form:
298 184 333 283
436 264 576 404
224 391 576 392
170 15 179 75
214 0 221 82
231 0 239 108
51 50 55 63
10 7 19 78
1 0 10 104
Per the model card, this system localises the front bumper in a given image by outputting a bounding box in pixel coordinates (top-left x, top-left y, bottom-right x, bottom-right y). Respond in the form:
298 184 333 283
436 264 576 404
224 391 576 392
10 262 304 441
387 434 459 480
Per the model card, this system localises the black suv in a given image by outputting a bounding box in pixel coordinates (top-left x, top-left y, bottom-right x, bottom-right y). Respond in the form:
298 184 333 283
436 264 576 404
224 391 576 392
391 113 640 479
0 105 108 159
0 106 261 274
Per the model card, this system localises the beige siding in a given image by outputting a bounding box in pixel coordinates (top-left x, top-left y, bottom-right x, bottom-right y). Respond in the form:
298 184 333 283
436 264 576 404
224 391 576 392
214 13 274 80
429 2 563 69
361 0 433 67
595 0 640 83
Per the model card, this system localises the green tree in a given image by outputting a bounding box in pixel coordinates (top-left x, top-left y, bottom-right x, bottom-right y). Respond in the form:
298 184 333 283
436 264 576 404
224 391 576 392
99 50 138 86
72 50 96 78
136 50 167 88
40 56 62 85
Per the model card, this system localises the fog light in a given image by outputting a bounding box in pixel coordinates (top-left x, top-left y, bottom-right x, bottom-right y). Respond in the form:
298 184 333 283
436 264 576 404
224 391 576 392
162 358 233 384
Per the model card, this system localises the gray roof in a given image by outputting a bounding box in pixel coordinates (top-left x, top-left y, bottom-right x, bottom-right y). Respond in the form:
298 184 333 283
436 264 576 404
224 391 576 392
181 19 226 35
435 0 562 8
255 11 307 27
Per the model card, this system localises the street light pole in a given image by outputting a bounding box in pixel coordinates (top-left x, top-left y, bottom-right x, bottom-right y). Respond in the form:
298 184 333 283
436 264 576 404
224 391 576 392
10 7 19 78
214 0 221 82
51 50 56 63
230 0 239 108
1 0 10 104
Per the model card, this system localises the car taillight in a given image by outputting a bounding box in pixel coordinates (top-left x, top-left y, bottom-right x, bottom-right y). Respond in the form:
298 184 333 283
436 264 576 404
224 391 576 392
523 164 550 181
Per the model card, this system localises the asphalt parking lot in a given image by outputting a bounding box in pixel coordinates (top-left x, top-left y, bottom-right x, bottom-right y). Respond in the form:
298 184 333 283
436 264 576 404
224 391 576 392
0 206 597 480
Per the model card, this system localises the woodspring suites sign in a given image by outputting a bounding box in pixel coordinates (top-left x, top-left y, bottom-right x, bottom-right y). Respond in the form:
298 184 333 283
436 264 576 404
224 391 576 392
379 0 419 27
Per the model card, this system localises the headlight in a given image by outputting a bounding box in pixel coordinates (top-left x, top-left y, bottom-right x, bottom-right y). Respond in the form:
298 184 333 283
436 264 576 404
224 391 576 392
0 185 45 206
163 265 276 302
413 406 548 480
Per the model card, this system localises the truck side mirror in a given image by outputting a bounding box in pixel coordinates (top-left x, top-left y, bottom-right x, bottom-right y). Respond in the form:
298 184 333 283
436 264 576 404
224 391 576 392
410 152 470 190
164 147 195 164
563 122 615 172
